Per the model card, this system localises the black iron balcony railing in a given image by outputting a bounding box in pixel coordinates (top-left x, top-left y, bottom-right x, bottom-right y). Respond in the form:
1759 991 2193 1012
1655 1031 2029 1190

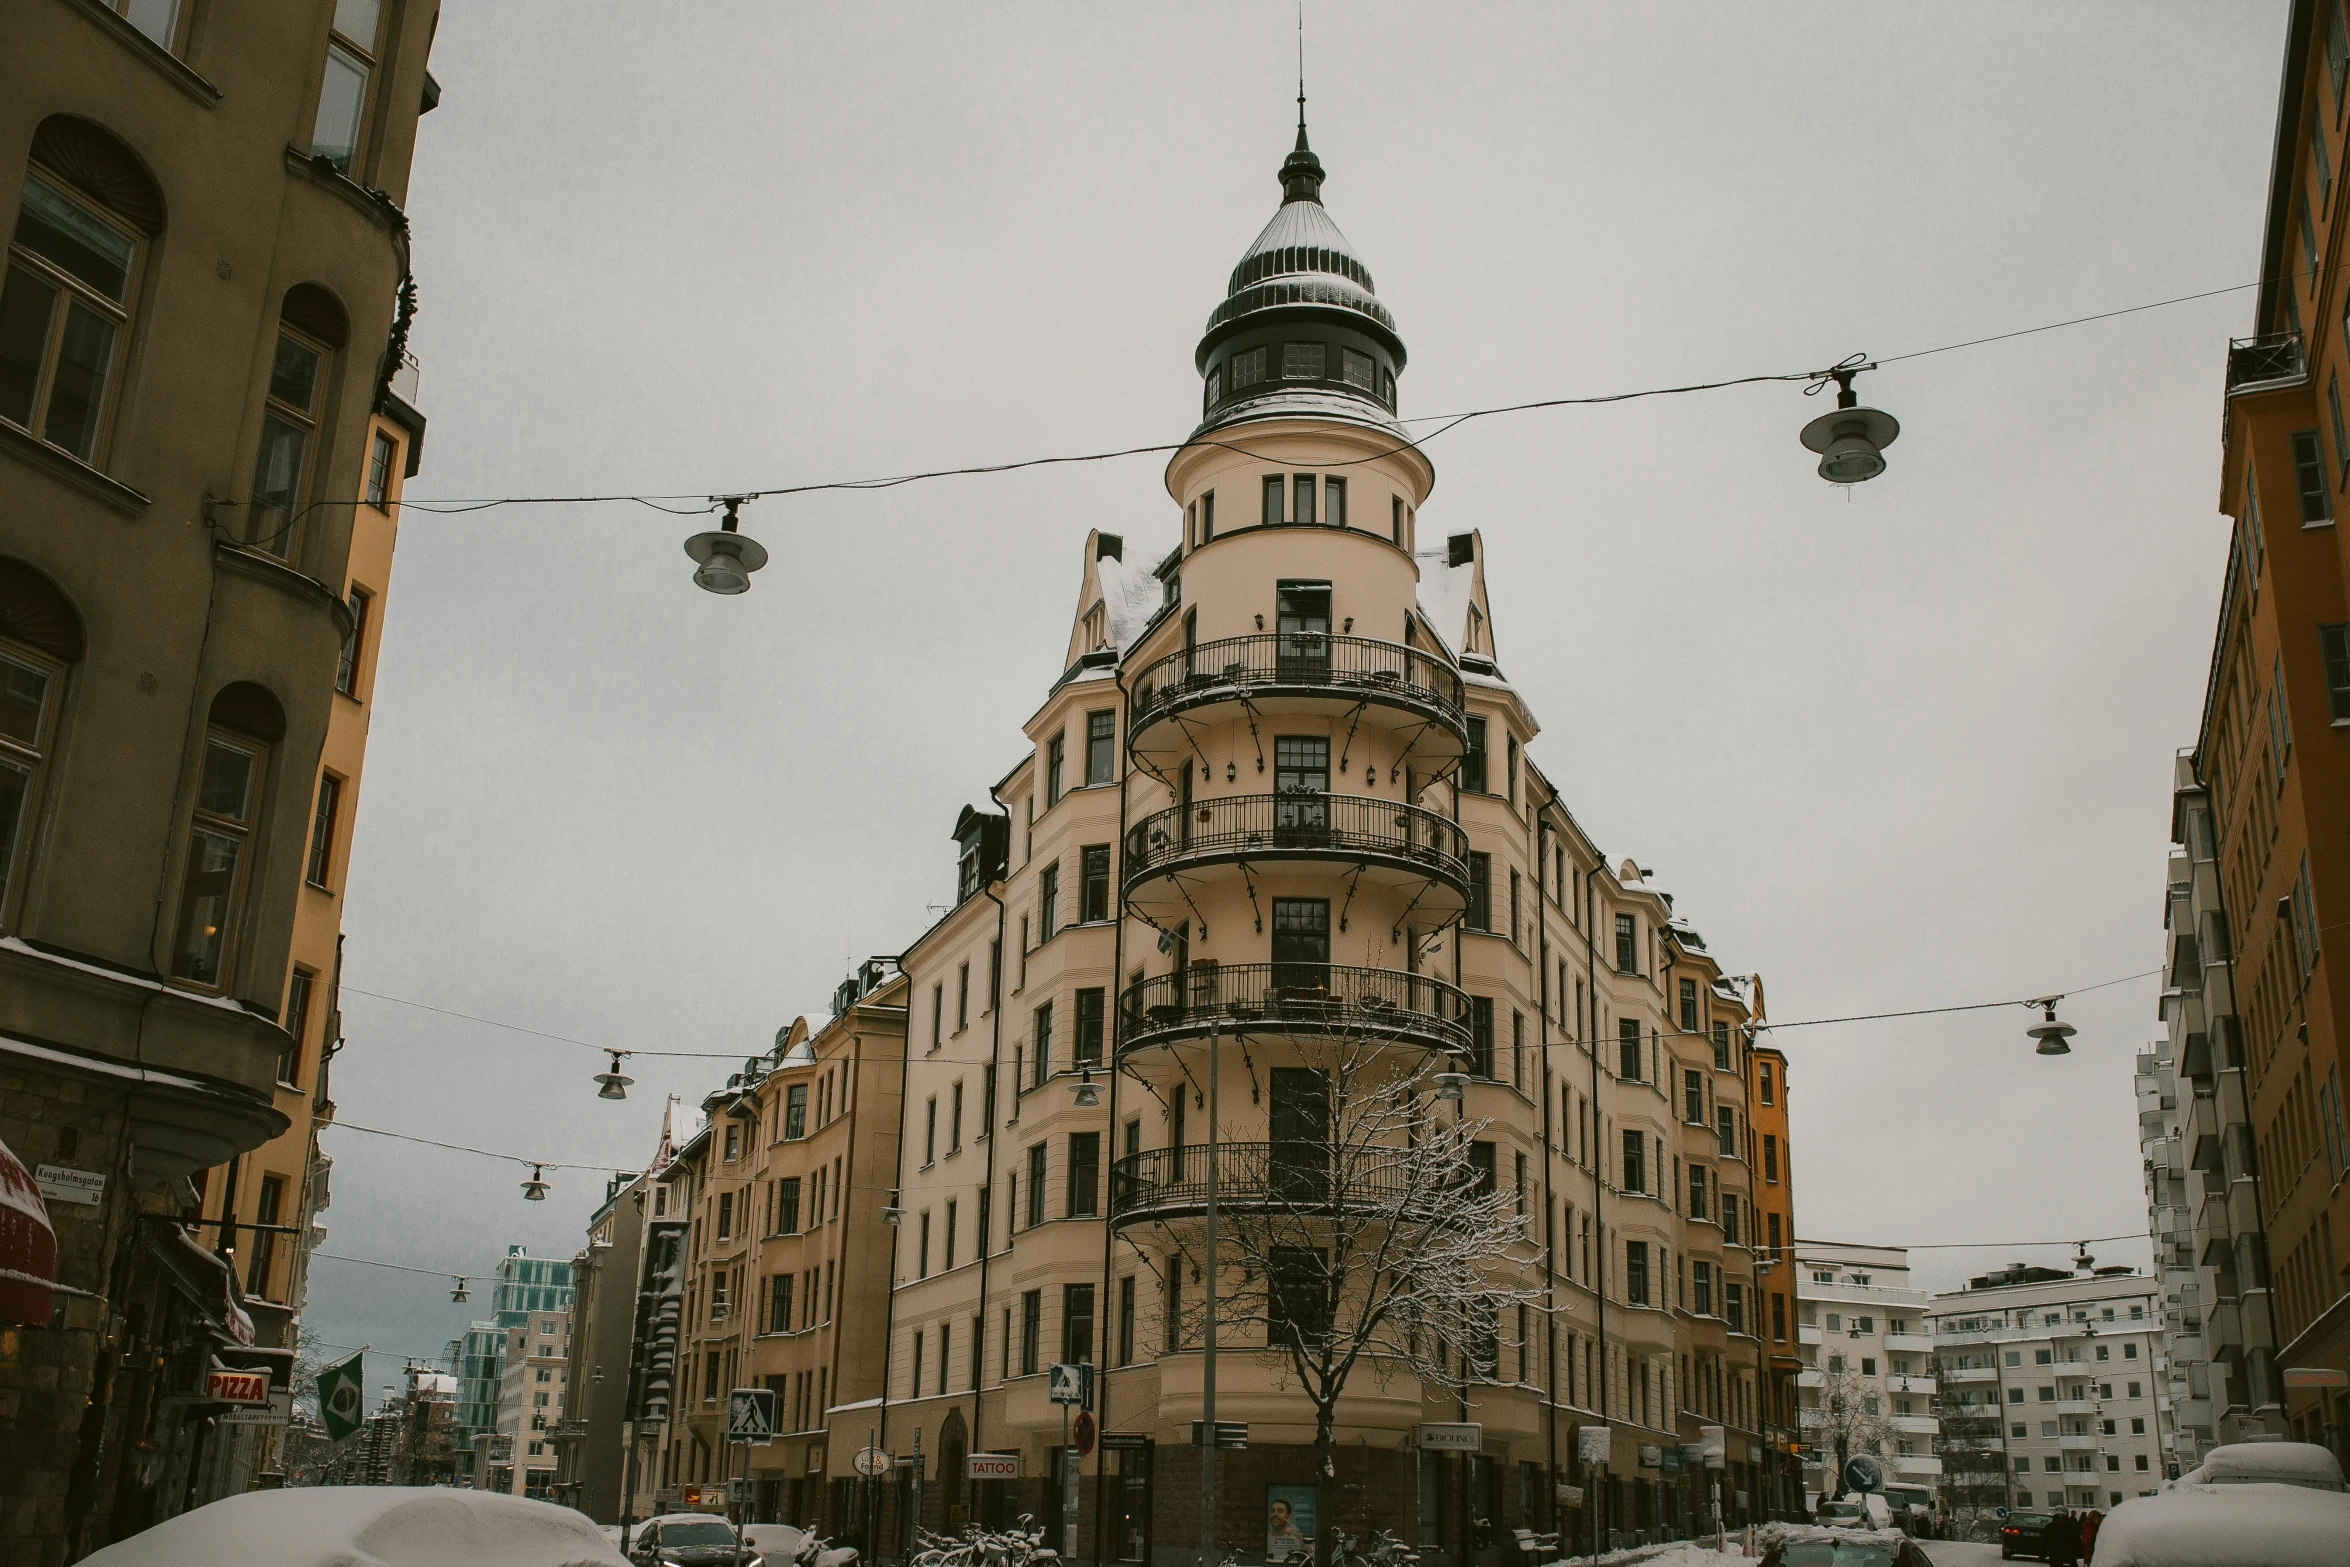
1124 792 1470 891
2225 331 2306 394
1118 961 1471 1055
1108 1141 1442 1225
1126 633 1466 735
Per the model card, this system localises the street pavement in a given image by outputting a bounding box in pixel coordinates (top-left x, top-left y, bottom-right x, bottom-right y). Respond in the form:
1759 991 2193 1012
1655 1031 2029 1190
1917 1541 2009 1567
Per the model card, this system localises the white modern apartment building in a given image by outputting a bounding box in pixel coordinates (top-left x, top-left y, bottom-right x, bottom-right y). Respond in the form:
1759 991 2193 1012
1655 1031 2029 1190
1928 1265 2173 1515
1793 1243 1941 1506
495 1307 573 1498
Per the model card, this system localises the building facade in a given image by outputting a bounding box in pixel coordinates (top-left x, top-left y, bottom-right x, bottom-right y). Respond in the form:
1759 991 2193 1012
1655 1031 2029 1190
2197 0 2350 1461
1927 1265 2173 1515
1790 1244 1940 1510
1744 1040 1802 1517
865 121 1790 1567
495 1306 572 1497
0 3 437 1559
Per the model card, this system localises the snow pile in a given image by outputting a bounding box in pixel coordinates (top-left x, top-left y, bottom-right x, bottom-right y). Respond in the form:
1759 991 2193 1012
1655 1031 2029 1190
80 1486 629 1566
2088 1480 2350 1566
1092 550 1169 654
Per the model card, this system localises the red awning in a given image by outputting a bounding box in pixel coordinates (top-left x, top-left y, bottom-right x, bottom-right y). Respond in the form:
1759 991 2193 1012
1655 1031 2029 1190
0 1134 56 1323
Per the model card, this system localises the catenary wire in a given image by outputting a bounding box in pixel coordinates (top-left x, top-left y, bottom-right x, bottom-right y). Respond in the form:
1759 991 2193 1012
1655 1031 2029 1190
210 265 2309 521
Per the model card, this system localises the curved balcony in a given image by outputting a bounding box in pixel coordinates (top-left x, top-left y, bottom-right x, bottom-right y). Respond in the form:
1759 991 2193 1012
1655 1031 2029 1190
1118 962 1471 1056
1109 1141 1443 1229
1123 792 1470 925
1125 634 1467 780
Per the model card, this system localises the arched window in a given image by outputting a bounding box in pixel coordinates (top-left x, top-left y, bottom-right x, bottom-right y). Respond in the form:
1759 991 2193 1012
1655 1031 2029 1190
246 284 349 557
0 118 163 465
0 558 84 931
171 682 285 987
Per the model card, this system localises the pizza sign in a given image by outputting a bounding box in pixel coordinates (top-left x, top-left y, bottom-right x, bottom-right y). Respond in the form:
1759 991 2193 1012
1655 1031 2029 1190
206 1368 271 1405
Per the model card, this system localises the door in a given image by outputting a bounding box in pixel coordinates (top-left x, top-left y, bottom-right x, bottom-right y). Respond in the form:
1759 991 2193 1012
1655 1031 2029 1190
1269 1068 1330 1203
1272 737 1329 845
1276 581 1331 680
1270 898 1329 996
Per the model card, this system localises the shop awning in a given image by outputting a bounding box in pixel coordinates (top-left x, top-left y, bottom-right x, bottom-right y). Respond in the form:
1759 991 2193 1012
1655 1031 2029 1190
0 1134 56 1324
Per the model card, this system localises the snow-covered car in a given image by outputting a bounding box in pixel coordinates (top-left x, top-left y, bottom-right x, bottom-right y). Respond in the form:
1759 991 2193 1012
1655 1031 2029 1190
1757 1523 1932 1567
2172 1439 2346 1492
78 1486 628 1566
2088 1478 2350 1566
624 1513 764 1566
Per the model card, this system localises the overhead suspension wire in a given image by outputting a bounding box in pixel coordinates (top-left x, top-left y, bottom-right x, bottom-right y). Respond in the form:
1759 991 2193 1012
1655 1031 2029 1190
200 265 2308 524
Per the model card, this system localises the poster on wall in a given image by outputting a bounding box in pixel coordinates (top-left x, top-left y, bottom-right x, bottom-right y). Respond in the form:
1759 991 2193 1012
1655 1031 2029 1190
1266 1486 1316 1562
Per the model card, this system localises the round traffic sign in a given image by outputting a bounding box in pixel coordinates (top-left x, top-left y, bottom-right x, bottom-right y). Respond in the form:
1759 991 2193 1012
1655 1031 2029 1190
1073 1411 1097 1458
854 1447 890 1477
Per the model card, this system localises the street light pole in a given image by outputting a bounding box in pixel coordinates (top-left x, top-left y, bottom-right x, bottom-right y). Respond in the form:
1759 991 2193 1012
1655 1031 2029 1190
1200 1026 1220 1567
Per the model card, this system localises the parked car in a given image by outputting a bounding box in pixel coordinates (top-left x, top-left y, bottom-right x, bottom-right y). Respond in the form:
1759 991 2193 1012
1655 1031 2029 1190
1759 1524 1933 1567
2090 1479 2350 1566
625 1513 763 1567
79 1486 628 1566
1997 1509 2053 1561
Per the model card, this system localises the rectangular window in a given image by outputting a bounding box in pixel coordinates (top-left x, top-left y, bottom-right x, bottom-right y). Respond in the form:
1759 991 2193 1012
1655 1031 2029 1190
1068 1131 1100 1217
2292 431 2332 522
1045 734 1065 805
1621 1129 1645 1194
777 1177 800 1234
1618 1018 1642 1081
1283 342 1325 380
1085 711 1115 786
1263 473 1285 524
1626 1240 1649 1307
1026 1143 1047 1226
1615 913 1637 974
1080 845 1110 922
1038 862 1059 940
1469 997 1494 1077
1063 1281 1096 1365
1462 718 1488 792
336 588 370 695
1324 475 1346 527
1466 852 1491 930
2321 623 2350 720
1074 988 1105 1067
1020 1289 1042 1375
172 736 260 984
280 968 313 1087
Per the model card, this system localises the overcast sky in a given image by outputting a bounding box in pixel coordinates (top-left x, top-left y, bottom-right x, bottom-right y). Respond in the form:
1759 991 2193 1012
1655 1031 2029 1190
307 2 2287 1379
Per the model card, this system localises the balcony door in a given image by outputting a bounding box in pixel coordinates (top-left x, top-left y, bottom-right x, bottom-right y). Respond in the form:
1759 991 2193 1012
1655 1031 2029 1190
1270 898 1329 996
1272 736 1328 845
1269 1067 1330 1204
1275 581 1330 680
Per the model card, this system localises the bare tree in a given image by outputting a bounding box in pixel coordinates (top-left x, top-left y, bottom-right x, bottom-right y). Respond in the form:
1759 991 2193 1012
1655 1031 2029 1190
1810 1362 1896 1500
1146 1034 1539 1567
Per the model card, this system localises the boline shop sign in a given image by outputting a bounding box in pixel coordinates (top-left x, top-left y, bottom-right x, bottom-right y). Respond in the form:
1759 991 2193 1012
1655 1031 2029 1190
205 1368 271 1405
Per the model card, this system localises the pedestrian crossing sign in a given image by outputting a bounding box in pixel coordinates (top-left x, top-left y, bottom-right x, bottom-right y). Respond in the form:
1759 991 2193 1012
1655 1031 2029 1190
728 1386 777 1444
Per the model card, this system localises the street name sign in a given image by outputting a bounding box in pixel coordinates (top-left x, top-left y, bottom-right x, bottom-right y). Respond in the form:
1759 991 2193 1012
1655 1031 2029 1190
727 1387 777 1444
1417 1423 1481 1452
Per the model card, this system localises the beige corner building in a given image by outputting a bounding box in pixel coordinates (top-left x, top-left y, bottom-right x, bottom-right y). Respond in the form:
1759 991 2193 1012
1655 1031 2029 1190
862 122 1791 1566
0 2 436 1558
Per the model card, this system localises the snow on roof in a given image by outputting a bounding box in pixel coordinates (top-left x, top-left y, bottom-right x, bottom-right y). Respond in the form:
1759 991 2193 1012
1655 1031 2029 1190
78 1486 629 1566
1414 550 1473 657
1093 549 1169 654
2090 1481 2350 1566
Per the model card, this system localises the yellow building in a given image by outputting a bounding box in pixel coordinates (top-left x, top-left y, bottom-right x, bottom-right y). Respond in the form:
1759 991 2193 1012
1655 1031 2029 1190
870 120 1791 1564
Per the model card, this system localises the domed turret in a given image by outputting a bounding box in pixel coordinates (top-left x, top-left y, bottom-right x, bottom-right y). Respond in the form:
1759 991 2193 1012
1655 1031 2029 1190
1194 111 1407 437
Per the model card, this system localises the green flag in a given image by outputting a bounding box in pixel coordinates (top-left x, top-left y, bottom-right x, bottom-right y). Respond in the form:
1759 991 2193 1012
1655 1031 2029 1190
317 1350 364 1442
